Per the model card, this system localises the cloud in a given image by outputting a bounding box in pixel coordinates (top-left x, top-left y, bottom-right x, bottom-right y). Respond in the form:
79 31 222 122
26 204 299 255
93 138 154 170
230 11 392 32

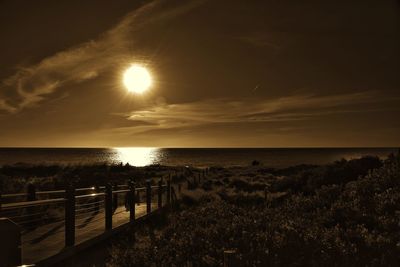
0 99 16 113
0 0 206 113
110 91 389 135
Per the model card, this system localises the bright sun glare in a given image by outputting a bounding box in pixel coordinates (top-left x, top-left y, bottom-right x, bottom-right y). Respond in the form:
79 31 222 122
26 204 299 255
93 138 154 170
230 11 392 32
115 147 157 166
123 65 152 94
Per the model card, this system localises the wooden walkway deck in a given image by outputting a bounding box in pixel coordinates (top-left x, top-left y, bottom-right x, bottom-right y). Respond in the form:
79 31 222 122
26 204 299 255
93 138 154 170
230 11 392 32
21 202 158 264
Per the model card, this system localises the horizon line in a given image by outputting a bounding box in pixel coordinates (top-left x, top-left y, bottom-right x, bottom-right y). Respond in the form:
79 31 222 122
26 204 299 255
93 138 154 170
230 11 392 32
0 146 398 149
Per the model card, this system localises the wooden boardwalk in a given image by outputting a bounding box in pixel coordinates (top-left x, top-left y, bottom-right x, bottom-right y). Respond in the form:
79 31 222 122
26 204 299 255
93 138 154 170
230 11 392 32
21 202 158 264
0 176 190 266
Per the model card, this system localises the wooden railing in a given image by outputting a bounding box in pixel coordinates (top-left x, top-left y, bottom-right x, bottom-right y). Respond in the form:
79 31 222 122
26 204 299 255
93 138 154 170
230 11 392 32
0 177 177 266
0 168 210 266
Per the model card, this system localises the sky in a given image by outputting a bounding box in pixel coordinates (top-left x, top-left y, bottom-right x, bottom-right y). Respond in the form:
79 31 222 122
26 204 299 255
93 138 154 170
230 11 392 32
0 0 399 147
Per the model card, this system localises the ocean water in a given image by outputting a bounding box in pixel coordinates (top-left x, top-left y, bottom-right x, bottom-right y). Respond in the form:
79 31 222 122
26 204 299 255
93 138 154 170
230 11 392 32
0 147 397 168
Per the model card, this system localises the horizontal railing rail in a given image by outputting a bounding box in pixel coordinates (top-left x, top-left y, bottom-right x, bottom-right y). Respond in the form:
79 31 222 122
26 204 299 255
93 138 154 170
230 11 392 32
136 186 146 191
2 187 99 198
1 198 66 210
0 185 130 199
75 192 106 199
112 189 130 194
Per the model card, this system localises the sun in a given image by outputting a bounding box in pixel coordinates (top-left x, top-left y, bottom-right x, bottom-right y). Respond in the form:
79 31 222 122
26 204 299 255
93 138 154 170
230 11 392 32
123 65 152 93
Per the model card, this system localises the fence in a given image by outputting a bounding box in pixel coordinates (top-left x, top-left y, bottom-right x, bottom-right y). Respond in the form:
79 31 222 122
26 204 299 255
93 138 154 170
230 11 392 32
0 177 174 266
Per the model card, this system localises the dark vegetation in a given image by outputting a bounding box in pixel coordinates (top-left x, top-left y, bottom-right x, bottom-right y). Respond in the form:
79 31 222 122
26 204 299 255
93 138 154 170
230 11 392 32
270 156 383 193
1 154 399 266
0 163 184 195
108 154 400 266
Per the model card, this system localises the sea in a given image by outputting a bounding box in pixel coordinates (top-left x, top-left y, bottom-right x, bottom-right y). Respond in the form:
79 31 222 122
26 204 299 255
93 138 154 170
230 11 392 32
0 147 397 168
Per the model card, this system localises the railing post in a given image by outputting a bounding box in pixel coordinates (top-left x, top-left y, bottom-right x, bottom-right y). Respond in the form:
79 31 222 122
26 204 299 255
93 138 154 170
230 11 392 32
136 190 140 205
171 186 177 203
178 183 182 194
167 178 171 205
65 184 75 247
129 180 135 222
224 250 237 267
264 186 268 202
112 184 118 214
27 183 36 201
105 183 112 231
158 179 163 208
146 179 151 214
26 183 37 230
0 218 21 267
94 185 100 214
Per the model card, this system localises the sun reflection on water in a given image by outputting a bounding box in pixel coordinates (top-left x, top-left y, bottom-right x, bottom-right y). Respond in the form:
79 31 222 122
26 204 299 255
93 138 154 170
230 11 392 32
114 147 159 166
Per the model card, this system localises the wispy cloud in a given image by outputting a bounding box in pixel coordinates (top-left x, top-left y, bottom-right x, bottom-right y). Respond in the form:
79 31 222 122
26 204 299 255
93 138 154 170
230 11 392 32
0 0 206 113
110 91 389 135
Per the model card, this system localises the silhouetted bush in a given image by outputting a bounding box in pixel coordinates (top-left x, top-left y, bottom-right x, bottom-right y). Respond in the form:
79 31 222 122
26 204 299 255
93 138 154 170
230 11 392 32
271 156 383 194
